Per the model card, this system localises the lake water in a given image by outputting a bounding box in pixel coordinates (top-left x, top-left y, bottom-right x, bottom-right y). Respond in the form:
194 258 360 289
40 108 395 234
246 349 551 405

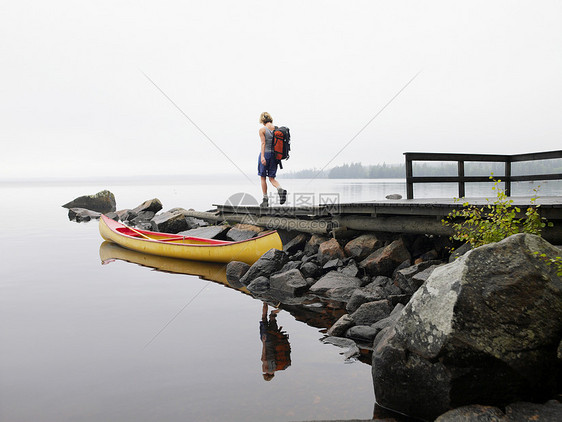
1 176 559 422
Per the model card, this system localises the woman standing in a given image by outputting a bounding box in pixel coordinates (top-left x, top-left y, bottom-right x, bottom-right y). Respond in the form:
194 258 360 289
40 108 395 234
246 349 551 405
258 112 287 207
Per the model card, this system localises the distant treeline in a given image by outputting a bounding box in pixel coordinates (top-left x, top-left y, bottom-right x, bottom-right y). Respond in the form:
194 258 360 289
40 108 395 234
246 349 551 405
286 160 562 179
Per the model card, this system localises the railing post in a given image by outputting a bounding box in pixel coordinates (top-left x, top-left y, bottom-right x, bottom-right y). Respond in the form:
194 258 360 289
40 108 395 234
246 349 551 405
505 159 512 197
405 154 414 199
458 160 465 198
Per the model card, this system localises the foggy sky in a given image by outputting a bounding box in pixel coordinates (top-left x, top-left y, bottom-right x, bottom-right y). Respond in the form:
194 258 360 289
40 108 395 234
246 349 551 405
1 0 561 180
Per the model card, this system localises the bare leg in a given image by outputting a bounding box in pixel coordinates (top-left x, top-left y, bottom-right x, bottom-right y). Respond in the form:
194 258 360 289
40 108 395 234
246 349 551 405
268 177 281 190
261 177 268 195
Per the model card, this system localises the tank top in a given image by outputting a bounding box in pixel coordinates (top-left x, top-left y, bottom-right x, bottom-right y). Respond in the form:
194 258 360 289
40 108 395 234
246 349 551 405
264 128 274 153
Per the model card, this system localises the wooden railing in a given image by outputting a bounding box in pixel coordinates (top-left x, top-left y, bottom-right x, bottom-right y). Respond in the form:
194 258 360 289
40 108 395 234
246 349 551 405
404 150 562 199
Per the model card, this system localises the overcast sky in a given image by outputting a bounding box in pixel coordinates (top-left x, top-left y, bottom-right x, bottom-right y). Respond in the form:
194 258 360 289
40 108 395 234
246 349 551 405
1 0 561 180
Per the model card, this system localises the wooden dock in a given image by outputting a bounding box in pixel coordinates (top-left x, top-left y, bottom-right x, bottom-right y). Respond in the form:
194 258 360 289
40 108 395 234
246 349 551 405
184 196 562 244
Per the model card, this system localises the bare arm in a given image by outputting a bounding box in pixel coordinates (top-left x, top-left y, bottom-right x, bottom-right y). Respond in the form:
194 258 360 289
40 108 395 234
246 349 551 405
259 127 266 165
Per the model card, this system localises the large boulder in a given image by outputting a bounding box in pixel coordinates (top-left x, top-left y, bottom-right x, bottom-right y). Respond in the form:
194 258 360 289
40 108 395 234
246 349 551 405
225 261 250 287
62 190 116 213
309 271 362 301
344 234 384 261
372 234 562 420
304 234 329 255
226 223 264 242
360 238 411 276
132 198 162 214
269 269 308 296
151 210 189 233
317 238 345 265
239 249 288 285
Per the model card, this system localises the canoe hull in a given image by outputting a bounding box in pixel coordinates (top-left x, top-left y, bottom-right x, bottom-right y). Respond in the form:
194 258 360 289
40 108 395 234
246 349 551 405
99 214 282 265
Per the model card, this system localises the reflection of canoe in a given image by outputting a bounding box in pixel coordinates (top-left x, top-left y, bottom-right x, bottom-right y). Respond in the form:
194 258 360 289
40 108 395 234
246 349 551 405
100 241 249 292
99 214 281 264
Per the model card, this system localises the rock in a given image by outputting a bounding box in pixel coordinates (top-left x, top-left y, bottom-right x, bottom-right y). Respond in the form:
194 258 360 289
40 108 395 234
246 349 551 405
68 208 101 222
448 242 472 262
309 271 362 301
105 211 119 221
435 405 505 421
346 325 379 342
62 190 116 213
283 233 309 254
130 211 155 226
372 234 562 420
327 314 355 337
132 198 162 214
278 261 300 274
291 250 305 261
360 238 411 276
346 286 386 313
240 249 288 285
117 209 136 222
300 262 320 278
558 339 562 360
247 276 270 294
184 216 208 230
341 260 360 277
225 261 250 287
304 234 329 255
177 225 229 239
344 234 384 261
415 249 439 264
226 223 263 242
317 238 345 265
350 300 391 325
322 258 342 271
269 269 308 295
394 260 441 295
150 211 189 233
322 336 360 359
385 194 402 200
505 400 562 421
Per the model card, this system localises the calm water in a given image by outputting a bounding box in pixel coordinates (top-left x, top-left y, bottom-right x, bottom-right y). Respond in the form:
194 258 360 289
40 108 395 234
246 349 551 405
1 176 559 422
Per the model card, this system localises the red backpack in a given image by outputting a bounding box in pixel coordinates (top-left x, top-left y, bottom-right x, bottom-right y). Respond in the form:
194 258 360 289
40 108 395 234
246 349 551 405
272 126 291 169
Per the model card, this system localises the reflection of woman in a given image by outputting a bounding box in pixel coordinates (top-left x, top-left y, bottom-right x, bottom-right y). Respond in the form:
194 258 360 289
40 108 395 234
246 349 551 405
260 303 291 381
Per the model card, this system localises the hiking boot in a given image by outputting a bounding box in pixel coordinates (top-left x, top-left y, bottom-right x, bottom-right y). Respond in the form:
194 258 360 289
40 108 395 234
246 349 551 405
260 197 269 208
278 188 287 205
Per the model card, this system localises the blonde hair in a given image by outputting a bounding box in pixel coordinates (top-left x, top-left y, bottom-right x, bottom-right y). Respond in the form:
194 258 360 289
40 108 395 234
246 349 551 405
260 112 273 124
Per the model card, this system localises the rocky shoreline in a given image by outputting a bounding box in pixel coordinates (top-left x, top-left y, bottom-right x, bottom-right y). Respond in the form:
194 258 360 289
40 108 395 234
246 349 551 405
64 191 562 421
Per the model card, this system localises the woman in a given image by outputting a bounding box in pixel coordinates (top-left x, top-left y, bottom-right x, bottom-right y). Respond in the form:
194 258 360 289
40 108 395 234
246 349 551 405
258 112 287 207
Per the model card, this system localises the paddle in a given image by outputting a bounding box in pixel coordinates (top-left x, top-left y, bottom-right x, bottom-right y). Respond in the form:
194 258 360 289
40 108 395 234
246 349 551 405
127 226 153 240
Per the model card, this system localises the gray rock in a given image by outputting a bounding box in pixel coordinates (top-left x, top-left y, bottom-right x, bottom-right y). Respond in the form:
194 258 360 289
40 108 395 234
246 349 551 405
247 276 270 294
394 260 441 295
132 198 162 214
184 216 209 230
226 223 263 242
435 404 505 421
505 400 562 421
68 208 101 222
225 261 250 287
322 258 342 271
283 233 309 254
62 190 116 213
150 211 189 233
317 238 345 265
131 211 155 226
321 336 360 359
448 242 472 262
304 234 329 255
350 300 391 325
309 271 362 301
117 209 136 222
177 225 228 239
360 238 411 276
278 261 300 274
373 234 562 420
240 248 288 285
346 325 379 342
300 262 320 278
341 260 360 277
346 286 386 313
327 314 355 337
269 269 308 295
105 211 119 221
385 194 403 200
344 234 384 261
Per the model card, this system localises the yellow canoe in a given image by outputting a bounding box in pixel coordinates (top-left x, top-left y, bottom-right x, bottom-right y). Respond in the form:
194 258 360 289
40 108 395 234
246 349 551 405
98 214 282 265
